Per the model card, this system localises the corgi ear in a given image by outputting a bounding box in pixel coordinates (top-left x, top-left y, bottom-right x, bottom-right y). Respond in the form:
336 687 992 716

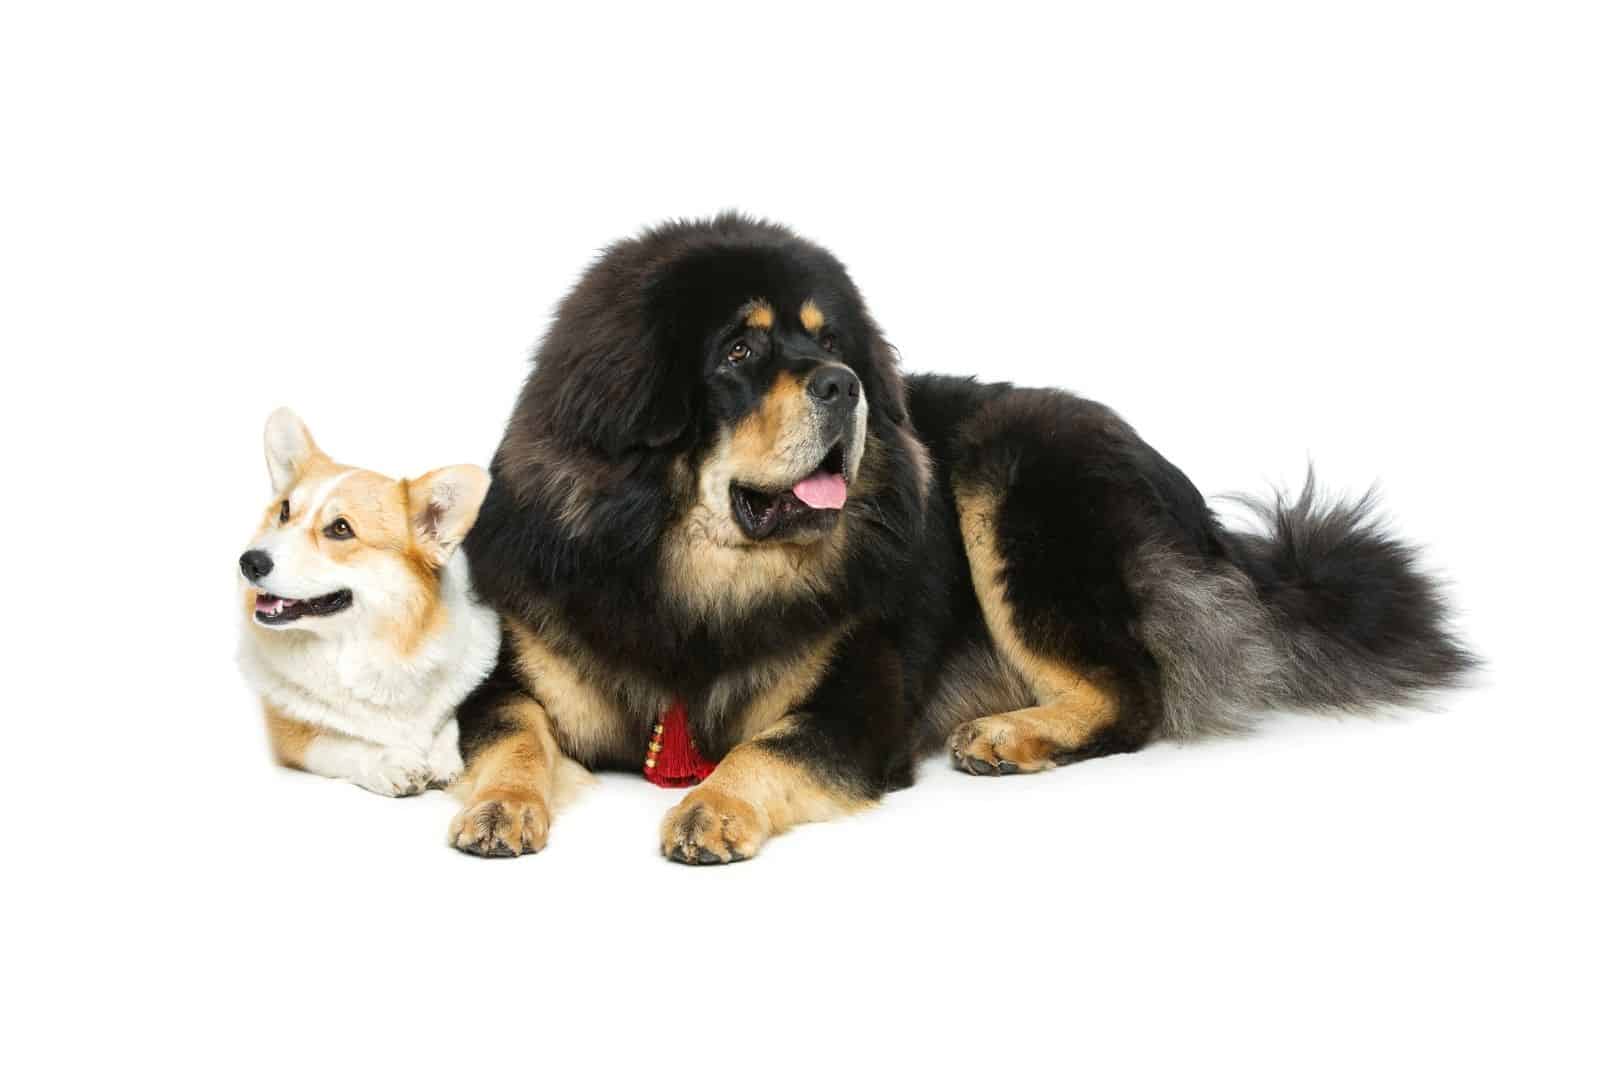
264 408 320 494
408 464 491 567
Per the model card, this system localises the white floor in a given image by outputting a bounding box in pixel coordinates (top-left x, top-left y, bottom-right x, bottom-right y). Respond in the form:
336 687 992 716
29 662 1583 1065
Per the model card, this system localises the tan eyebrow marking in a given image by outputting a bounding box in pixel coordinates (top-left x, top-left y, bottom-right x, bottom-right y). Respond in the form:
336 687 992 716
799 299 826 334
743 299 775 330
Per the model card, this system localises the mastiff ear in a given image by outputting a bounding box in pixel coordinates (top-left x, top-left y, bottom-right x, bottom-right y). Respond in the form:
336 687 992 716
531 300 697 458
863 333 909 425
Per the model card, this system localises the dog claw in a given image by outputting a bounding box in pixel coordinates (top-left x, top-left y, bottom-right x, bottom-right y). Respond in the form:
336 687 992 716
955 753 998 776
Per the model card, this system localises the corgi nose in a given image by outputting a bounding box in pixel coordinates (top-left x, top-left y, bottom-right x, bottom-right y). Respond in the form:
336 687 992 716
239 550 273 583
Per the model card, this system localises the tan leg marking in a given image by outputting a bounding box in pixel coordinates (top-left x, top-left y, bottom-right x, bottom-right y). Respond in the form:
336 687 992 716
660 722 866 865
727 631 842 744
449 698 557 857
506 619 631 766
951 483 1118 774
263 704 319 769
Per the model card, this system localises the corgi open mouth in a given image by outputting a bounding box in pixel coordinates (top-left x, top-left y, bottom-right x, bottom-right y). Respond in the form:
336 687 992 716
731 443 849 542
253 589 353 625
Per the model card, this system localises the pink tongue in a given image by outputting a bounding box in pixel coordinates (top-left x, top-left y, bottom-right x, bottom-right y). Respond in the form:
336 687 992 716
792 471 847 510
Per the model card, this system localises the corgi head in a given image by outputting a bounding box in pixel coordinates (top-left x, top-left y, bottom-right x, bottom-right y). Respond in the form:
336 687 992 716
238 408 490 640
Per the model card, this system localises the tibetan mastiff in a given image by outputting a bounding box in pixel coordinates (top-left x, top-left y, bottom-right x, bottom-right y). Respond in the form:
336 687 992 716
448 214 1474 862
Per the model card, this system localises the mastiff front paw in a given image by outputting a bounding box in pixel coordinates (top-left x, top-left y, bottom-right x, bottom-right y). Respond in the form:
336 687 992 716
449 794 550 857
660 788 769 865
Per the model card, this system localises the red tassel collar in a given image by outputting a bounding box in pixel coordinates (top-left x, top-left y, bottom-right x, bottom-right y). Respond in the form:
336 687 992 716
643 700 718 787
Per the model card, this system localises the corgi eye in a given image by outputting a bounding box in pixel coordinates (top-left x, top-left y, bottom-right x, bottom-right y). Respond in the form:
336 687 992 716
324 518 354 540
278 500 290 523
727 340 751 364
819 334 838 353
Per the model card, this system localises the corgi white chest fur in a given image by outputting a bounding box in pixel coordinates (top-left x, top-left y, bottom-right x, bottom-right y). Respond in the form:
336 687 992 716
237 551 499 753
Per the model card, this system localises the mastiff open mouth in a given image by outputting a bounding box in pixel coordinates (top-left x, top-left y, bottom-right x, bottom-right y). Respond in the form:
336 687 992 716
730 442 849 542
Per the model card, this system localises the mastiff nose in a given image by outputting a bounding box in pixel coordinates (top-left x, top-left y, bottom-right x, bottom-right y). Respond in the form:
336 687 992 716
239 549 274 583
807 365 861 409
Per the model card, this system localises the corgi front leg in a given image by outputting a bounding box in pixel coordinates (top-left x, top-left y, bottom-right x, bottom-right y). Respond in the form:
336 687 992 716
425 718 464 787
263 704 432 797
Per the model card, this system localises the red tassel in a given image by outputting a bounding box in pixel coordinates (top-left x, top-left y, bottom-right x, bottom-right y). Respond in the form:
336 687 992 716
643 700 718 787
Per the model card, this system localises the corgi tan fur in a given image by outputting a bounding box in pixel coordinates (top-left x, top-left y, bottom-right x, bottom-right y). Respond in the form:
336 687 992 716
236 409 500 796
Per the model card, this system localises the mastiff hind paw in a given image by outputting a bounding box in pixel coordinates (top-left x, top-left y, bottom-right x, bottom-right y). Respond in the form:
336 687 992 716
949 715 1058 775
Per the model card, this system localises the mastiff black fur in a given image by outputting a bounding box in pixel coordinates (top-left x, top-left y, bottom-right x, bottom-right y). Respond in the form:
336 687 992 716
448 214 1475 863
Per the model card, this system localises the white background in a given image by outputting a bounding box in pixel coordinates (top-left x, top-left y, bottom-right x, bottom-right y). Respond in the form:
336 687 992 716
4 3 1595 1065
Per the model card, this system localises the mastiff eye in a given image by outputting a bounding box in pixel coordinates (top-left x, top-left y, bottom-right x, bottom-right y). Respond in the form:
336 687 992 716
820 334 838 353
324 517 355 540
278 500 290 523
727 340 752 364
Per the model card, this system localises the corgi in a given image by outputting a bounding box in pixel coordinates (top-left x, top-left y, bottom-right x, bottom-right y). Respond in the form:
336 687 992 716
236 408 500 796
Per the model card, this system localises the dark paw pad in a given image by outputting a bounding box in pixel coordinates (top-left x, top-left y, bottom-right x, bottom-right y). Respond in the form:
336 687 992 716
953 752 1022 776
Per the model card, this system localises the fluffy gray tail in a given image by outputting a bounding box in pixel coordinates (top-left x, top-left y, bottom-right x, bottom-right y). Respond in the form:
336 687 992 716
1134 473 1479 737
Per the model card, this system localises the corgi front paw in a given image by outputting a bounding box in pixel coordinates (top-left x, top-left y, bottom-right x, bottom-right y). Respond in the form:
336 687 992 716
354 747 433 797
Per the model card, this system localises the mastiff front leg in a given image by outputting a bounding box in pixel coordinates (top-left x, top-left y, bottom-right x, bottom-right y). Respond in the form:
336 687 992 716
660 629 908 864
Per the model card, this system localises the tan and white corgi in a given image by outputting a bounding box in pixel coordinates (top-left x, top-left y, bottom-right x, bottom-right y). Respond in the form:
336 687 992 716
236 408 500 796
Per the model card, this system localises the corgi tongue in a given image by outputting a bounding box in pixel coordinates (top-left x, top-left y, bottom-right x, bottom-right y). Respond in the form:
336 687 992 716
792 471 847 510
